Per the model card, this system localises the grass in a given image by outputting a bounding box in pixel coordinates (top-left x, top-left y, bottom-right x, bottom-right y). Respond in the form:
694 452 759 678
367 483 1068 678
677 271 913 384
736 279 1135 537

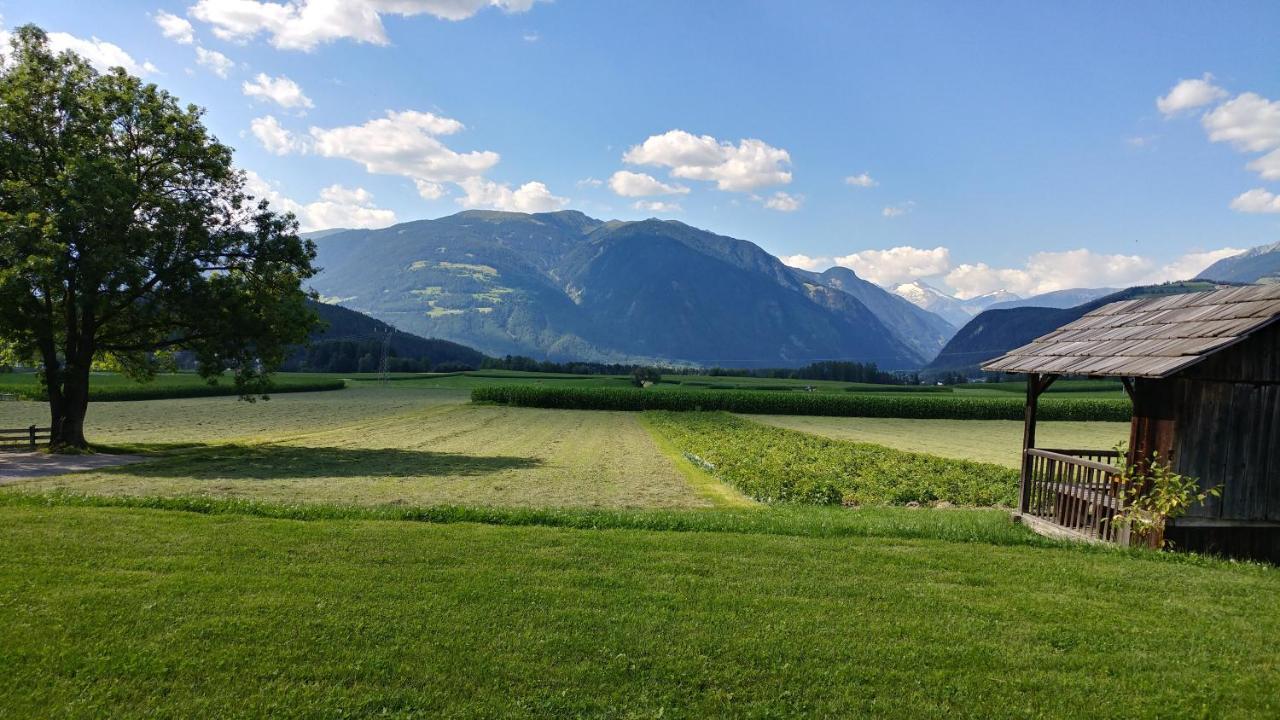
2 503 1277 718
752 415 1131 468
2 390 724 510
0 371 345 402
644 412 1017 506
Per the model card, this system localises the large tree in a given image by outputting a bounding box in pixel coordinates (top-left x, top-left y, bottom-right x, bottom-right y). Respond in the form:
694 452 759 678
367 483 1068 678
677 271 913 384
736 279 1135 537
0 26 318 449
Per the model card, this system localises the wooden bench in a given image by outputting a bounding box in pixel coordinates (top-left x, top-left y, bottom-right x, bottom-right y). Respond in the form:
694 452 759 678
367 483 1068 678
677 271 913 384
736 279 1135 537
0 425 51 450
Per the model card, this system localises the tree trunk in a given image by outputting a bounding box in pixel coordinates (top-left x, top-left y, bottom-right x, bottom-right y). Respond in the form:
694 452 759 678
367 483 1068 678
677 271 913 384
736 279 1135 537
50 360 91 451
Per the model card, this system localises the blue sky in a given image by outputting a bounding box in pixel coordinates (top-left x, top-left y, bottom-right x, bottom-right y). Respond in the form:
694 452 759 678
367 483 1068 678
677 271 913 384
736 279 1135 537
3 0 1279 298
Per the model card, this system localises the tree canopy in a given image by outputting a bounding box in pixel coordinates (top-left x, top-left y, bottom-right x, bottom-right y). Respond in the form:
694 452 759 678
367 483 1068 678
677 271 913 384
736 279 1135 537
0 26 318 448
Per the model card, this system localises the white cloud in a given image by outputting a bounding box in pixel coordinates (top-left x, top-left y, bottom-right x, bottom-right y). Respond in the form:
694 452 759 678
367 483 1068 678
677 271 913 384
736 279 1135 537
1202 92 1280 153
781 254 828 271
575 177 604 188
522 31 539 42
834 246 951 286
940 247 1242 299
456 177 568 212
243 73 313 109
250 115 308 155
623 129 792 191
1230 188 1280 213
308 110 497 184
195 46 234 77
763 191 802 212
882 201 915 218
155 11 196 44
844 172 877 187
632 200 681 214
1247 149 1280 181
243 171 396 231
45 32 158 75
414 179 445 199
190 0 544 51
1156 73 1227 116
608 170 688 197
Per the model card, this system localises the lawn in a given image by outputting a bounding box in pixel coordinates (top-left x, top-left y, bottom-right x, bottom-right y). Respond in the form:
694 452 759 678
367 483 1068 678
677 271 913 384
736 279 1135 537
1 503 1277 718
752 415 1131 468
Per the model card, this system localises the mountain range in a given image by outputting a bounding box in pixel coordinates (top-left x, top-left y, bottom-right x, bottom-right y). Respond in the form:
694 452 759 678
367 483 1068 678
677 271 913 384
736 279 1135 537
891 282 1018 327
926 280 1225 373
1197 241 1280 284
308 211 951 369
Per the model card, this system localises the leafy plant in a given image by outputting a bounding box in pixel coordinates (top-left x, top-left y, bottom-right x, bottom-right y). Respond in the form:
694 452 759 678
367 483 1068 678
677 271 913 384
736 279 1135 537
1112 443 1220 549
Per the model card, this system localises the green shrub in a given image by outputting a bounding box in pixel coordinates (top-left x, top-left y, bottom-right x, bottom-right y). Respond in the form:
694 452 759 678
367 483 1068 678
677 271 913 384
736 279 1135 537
472 384 1130 421
644 412 1018 507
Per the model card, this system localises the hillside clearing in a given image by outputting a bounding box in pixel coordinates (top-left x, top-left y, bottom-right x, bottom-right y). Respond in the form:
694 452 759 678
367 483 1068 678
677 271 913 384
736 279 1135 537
2 505 1277 719
751 415 1131 469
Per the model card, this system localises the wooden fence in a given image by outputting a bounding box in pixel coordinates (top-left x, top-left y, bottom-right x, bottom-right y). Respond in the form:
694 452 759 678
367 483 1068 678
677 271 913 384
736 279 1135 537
1023 448 1128 544
0 425 51 450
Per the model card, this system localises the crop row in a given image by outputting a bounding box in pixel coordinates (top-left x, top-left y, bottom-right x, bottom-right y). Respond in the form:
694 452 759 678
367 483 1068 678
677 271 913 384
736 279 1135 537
472 384 1131 421
644 411 1018 507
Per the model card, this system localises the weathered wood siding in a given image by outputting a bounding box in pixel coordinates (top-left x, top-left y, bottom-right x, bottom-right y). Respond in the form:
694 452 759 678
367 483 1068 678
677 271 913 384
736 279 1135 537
1129 324 1280 523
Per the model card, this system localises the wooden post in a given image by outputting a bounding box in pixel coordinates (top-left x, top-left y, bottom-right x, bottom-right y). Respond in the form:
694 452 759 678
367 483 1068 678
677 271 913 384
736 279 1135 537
1019 373 1058 514
28 424 36 450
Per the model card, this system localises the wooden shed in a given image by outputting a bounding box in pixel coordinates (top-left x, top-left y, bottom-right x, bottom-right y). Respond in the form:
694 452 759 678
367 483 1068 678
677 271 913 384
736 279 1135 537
983 284 1280 561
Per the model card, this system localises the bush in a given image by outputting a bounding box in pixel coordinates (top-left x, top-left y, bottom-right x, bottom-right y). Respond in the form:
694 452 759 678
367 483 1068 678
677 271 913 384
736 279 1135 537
644 412 1018 506
0 377 346 402
472 384 1130 421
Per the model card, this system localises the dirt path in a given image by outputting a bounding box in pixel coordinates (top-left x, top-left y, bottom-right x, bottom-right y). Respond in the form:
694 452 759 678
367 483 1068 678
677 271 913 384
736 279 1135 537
0 452 146 482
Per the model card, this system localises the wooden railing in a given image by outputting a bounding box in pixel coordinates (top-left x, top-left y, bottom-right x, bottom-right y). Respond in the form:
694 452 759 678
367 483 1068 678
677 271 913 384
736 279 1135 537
0 425 51 450
1023 448 1128 544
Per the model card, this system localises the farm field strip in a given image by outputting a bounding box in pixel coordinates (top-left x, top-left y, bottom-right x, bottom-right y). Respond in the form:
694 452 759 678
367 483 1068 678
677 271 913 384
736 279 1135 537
2 505 1277 719
752 416 1132 469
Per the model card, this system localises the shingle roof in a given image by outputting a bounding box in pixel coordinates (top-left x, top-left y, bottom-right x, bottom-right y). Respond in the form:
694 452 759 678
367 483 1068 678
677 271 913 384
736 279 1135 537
982 284 1280 378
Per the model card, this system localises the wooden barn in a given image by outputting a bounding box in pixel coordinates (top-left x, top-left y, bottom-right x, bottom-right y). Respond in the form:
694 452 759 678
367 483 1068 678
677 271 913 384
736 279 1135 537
983 283 1280 561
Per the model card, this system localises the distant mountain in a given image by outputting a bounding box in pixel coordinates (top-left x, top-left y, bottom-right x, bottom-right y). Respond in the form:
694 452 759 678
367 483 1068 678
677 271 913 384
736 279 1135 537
283 300 488 372
795 267 957 359
926 281 1226 373
309 210 936 368
1196 241 1280 284
986 287 1119 310
893 282 1018 327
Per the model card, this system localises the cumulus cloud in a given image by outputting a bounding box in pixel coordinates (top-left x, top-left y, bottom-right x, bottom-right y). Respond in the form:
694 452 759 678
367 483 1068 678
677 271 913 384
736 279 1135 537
622 129 792 191
780 254 828 271
243 73 313 109
155 11 195 44
242 170 396 231
41 31 158 75
834 246 951 286
1156 247 1244 279
1202 92 1280 153
1247 149 1280 181
250 115 308 155
763 191 802 212
308 110 496 184
1230 188 1280 213
1156 73 1227 116
195 46 234 77
608 170 688 197
190 0 544 51
844 172 877 187
882 201 914 218
456 177 568 212
632 200 682 214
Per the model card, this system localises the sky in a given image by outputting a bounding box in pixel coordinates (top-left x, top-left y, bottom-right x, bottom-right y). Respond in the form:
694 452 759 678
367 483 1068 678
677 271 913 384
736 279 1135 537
2 0 1279 299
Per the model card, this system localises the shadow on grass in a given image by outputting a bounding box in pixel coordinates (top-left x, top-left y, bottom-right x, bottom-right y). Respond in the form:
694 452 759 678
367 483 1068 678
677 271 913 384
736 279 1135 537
106 444 542 480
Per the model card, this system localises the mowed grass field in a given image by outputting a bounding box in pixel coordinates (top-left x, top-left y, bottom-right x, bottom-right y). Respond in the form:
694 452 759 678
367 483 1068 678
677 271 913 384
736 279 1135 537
2 504 1278 718
1 387 738 509
2 380 1277 717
